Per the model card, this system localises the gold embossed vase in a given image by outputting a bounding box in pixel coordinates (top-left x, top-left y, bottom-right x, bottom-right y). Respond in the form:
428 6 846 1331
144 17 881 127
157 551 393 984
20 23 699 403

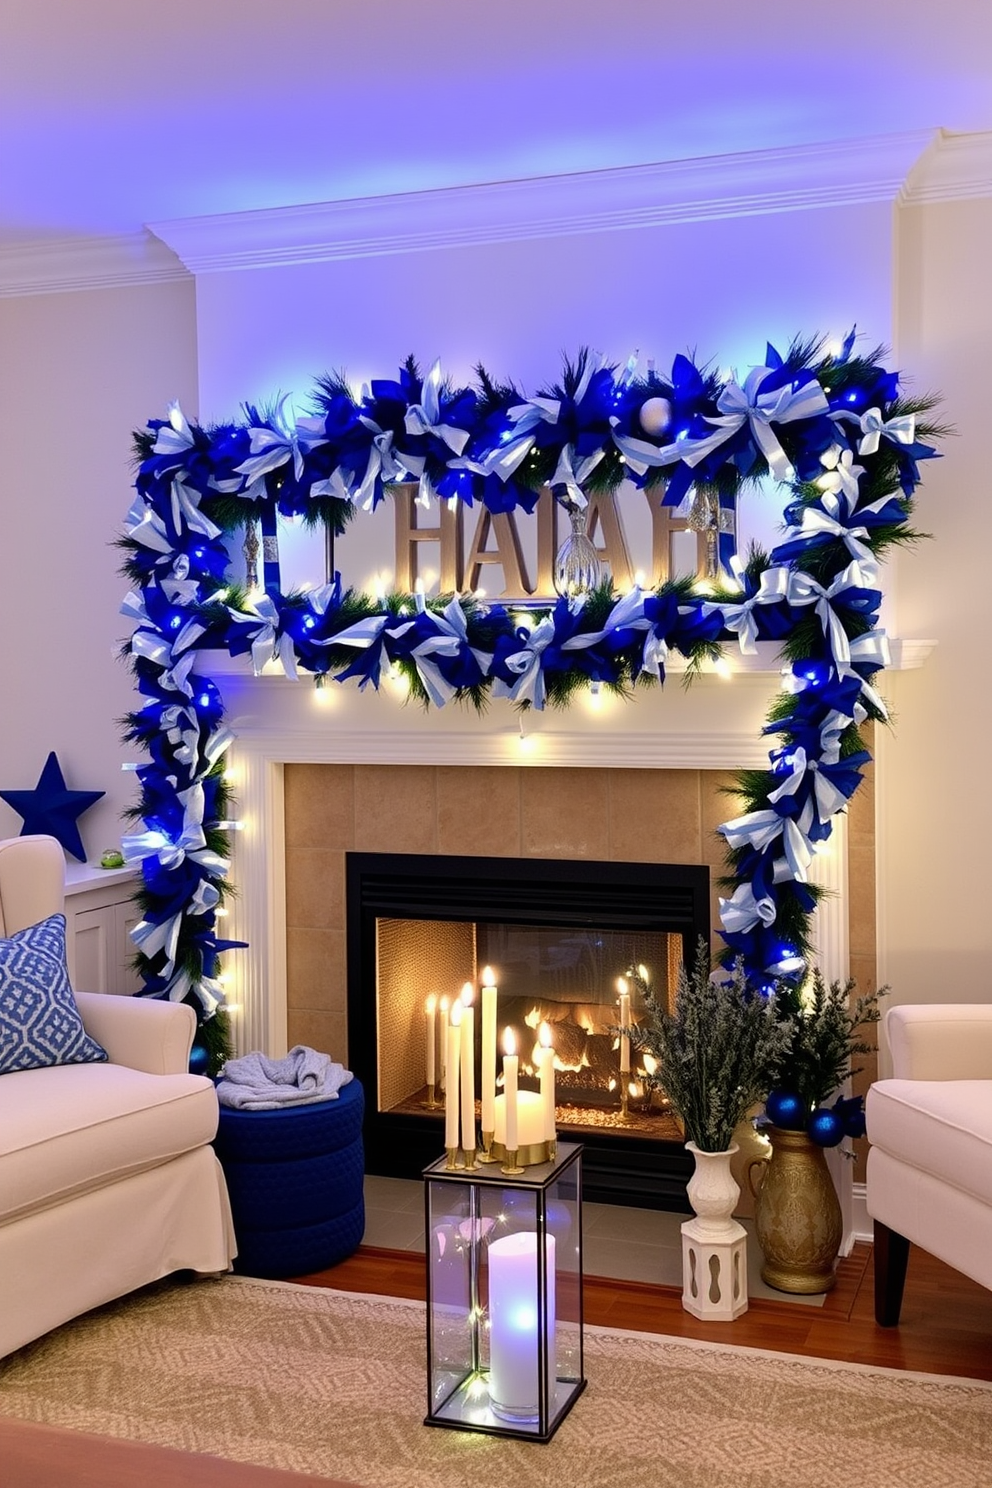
748 1124 843 1294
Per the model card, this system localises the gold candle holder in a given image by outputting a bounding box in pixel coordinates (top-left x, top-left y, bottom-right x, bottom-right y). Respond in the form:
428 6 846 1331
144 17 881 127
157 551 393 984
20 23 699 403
548 1137 558 1162
501 1148 525 1176
620 1085 630 1122
445 1146 460 1170
478 1129 497 1163
425 1083 438 1110
462 1146 478 1170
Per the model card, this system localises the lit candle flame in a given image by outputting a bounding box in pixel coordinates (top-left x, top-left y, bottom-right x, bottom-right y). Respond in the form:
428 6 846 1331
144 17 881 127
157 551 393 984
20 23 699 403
502 1027 516 1057
460 981 474 1007
426 994 437 1014
538 1021 553 1049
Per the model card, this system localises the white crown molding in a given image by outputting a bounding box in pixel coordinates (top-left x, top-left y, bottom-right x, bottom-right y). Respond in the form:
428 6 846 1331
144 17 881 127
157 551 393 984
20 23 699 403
149 131 935 276
0 230 189 298
900 129 992 206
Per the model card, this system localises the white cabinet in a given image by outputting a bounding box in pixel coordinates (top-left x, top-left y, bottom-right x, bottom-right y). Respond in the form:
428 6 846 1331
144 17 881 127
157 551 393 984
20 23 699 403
63 864 142 997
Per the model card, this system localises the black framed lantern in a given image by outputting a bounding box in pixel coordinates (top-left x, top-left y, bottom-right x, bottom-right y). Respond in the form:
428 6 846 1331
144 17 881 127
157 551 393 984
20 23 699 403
423 1142 585 1443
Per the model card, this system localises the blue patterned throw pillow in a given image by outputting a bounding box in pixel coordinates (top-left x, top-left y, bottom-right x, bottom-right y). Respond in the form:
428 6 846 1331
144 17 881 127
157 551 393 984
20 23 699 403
0 914 107 1075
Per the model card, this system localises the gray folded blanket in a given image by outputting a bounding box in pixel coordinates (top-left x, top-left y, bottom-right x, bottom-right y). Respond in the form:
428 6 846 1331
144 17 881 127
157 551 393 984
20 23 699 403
216 1045 353 1110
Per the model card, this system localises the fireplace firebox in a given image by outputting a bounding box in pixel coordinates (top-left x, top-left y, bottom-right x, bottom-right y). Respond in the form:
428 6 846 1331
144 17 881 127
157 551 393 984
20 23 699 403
346 852 710 1209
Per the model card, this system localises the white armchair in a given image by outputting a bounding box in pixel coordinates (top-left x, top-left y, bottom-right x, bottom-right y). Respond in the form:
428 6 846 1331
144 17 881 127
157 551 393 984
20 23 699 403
0 835 236 1358
865 1004 992 1326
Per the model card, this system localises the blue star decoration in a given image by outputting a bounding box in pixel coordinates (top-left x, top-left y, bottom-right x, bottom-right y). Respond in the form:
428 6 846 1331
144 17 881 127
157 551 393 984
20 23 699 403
1 752 105 862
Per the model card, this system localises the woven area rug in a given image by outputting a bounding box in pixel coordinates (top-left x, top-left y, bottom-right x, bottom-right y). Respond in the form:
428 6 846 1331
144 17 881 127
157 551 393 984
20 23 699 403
0 1277 989 1488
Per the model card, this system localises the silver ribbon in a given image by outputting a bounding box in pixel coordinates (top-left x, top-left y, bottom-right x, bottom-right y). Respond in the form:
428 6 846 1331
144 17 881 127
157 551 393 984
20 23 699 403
549 443 605 509
404 360 472 458
353 421 406 511
234 395 308 485
152 401 196 466
124 496 174 555
481 397 561 482
561 587 649 652
492 614 558 710
320 613 390 688
680 367 830 482
233 594 298 679
156 966 224 1016
609 427 687 477
130 878 220 981
171 477 221 540
719 881 778 935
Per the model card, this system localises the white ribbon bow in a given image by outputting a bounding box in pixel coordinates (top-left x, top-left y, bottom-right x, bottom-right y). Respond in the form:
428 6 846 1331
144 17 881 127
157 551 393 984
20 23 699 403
782 493 878 576
766 745 851 826
718 807 814 883
785 560 876 668
680 367 830 482
492 614 558 710
226 595 297 678
550 443 605 509
833 405 917 456
704 566 791 654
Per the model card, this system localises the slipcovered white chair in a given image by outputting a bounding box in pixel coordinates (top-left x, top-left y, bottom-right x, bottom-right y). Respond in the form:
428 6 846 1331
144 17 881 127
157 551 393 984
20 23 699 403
0 834 236 1358
865 1004 992 1326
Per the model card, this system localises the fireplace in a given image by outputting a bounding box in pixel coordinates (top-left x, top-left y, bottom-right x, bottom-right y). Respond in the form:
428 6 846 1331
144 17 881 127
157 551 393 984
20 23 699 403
346 851 710 1209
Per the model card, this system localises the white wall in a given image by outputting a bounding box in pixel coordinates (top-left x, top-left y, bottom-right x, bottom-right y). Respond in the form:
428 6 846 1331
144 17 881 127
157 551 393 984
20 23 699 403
0 279 198 861
880 195 992 1007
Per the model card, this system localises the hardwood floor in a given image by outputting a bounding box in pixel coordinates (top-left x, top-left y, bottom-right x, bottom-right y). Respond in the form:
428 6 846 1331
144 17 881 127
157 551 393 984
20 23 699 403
3 1241 990 1487
295 1238 992 1382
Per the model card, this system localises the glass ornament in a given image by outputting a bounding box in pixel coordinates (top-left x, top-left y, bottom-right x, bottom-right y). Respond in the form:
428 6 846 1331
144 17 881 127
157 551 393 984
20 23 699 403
552 507 601 599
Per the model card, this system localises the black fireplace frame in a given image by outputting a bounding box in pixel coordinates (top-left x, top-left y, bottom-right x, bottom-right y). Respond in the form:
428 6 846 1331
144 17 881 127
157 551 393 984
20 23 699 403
346 851 710 1211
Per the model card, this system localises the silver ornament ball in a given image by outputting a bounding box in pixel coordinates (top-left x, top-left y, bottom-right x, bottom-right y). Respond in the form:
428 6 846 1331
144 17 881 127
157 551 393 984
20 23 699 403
638 396 672 437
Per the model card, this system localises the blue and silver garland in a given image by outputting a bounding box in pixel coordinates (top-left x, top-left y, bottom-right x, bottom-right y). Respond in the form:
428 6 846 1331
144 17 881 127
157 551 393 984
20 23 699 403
118 333 939 1026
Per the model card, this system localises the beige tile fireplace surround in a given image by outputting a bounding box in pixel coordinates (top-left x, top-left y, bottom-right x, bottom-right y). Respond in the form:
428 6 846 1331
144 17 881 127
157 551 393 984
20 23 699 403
281 759 878 1157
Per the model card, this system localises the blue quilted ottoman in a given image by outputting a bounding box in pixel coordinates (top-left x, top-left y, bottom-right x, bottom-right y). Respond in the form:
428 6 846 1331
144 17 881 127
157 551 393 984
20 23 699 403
213 1078 365 1279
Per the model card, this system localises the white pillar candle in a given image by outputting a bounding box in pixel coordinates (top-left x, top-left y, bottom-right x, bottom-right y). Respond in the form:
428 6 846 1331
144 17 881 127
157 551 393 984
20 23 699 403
502 1027 519 1152
445 1000 462 1150
538 1021 556 1141
438 995 450 1091
617 976 631 1075
488 1231 557 1420
481 968 497 1135
494 1089 545 1149
459 983 476 1152
425 994 437 1088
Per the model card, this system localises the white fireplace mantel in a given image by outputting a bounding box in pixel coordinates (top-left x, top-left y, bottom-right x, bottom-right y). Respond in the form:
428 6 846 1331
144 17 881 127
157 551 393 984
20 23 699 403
213 648 879 1057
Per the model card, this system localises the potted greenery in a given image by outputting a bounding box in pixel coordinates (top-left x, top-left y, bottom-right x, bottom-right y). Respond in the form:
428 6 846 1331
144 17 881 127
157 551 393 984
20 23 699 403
629 941 791 1154
628 942 790 1320
752 971 886 1295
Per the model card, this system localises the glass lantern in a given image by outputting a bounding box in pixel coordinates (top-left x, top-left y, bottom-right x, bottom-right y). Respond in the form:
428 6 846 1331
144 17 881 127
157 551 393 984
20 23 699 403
423 1142 585 1442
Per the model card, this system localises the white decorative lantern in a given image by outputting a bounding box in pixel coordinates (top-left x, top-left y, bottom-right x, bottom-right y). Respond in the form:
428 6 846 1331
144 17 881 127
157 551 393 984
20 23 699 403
424 1142 585 1441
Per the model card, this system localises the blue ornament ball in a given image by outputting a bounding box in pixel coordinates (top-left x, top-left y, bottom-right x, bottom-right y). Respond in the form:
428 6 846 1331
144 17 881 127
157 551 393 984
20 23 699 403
807 1107 845 1147
188 1043 210 1077
765 1089 806 1130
